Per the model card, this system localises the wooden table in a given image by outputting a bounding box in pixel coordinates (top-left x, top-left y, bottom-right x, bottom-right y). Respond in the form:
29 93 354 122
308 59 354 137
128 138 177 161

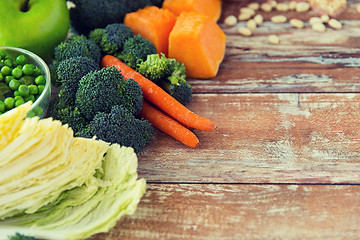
90 1 360 239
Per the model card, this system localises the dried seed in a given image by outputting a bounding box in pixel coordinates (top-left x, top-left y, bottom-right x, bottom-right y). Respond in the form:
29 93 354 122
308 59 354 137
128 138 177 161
254 14 264 25
290 19 304 29
328 19 342 29
309 17 323 25
268 34 280 44
268 0 277 8
261 3 272 12
271 15 287 23
240 7 256 16
312 22 326 32
224 15 237 26
238 12 252 21
296 2 310 12
288 1 297 10
276 3 289 11
321 15 330 23
247 19 257 30
238 27 252 36
248 2 260 11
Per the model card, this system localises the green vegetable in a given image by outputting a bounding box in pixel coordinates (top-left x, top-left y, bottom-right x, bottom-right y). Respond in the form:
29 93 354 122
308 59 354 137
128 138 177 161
53 35 101 63
116 34 157 69
138 53 193 105
75 66 144 120
69 0 156 34
0 104 146 240
0 51 46 115
78 105 153 153
89 23 134 56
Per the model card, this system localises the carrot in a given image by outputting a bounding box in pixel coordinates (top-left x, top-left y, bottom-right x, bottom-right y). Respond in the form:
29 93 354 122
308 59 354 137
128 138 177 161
124 6 176 56
140 100 199 148
100 55 216 131
168 11 226 79
162 0 222 22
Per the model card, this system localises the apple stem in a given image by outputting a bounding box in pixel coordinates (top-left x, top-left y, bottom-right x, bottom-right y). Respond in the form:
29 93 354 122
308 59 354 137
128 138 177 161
21 0 30 12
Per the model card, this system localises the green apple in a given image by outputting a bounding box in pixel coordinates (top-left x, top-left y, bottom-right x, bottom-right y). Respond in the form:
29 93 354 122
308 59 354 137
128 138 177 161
0 0 70 61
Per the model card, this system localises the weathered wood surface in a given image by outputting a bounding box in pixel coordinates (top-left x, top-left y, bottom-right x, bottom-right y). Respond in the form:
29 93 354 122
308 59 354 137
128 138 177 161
88 0 360 239
91 184 360 240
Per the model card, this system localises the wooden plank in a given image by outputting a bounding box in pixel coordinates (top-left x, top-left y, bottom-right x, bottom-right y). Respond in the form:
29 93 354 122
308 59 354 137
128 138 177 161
138 93 360 184
90 183 360 240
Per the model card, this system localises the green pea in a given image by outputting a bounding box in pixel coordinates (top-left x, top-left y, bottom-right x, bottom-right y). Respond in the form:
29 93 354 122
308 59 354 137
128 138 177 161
1 66 12 76
25 94 35 103
5 76 14 85
28 84 38 95
22 64 34 76
19 76 34 85
13 90 20 97
12 67 23 79
37 84 45 94
0 50 6 60
15 98 25 107
18 85 29 97
0 73 3 82
35 75 46 85
0 100 5 112
14 95 24 101
4 97 15 109
3 58 13 68
15 65 23 69
9 79 20 91
32 68 42 77
15 54 27 66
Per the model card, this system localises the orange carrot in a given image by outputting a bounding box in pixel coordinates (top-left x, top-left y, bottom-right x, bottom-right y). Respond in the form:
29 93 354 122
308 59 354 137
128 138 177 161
100 55 216 131
140 100 199 148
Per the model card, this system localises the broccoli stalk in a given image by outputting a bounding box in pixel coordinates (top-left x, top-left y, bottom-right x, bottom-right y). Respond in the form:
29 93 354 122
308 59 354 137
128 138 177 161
137 54 193 105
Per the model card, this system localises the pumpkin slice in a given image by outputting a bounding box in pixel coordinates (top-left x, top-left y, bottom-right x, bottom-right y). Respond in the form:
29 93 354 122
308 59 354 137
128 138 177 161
168 11 226 79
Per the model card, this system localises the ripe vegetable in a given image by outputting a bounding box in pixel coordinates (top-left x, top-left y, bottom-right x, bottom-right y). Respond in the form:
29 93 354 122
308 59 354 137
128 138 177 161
69 0 157 34
0 51 46 115
162 0 222 22
101 55 216 131
140 100 199 147
79 105 153 153
137 53 192 105
124 6 176 56
0 103 146 240
168 11 226 79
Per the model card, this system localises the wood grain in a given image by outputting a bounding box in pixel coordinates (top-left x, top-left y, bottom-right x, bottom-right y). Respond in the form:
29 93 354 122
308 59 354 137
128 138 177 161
138 93 360 184
90 184 360 240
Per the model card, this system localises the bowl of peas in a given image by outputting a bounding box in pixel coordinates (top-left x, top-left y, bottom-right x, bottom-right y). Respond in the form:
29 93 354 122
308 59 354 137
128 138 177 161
0 46 51 118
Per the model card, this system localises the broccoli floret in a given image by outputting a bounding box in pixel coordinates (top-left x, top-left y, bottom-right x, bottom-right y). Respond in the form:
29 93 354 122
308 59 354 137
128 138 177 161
116 34 157 70
75 67 143 120
56 57 100 103
49 98 89 134
89 23 134 56
137 54 193 105
78 105 153 153
69 0 154 35
7 233 36 240
54 35 101 63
